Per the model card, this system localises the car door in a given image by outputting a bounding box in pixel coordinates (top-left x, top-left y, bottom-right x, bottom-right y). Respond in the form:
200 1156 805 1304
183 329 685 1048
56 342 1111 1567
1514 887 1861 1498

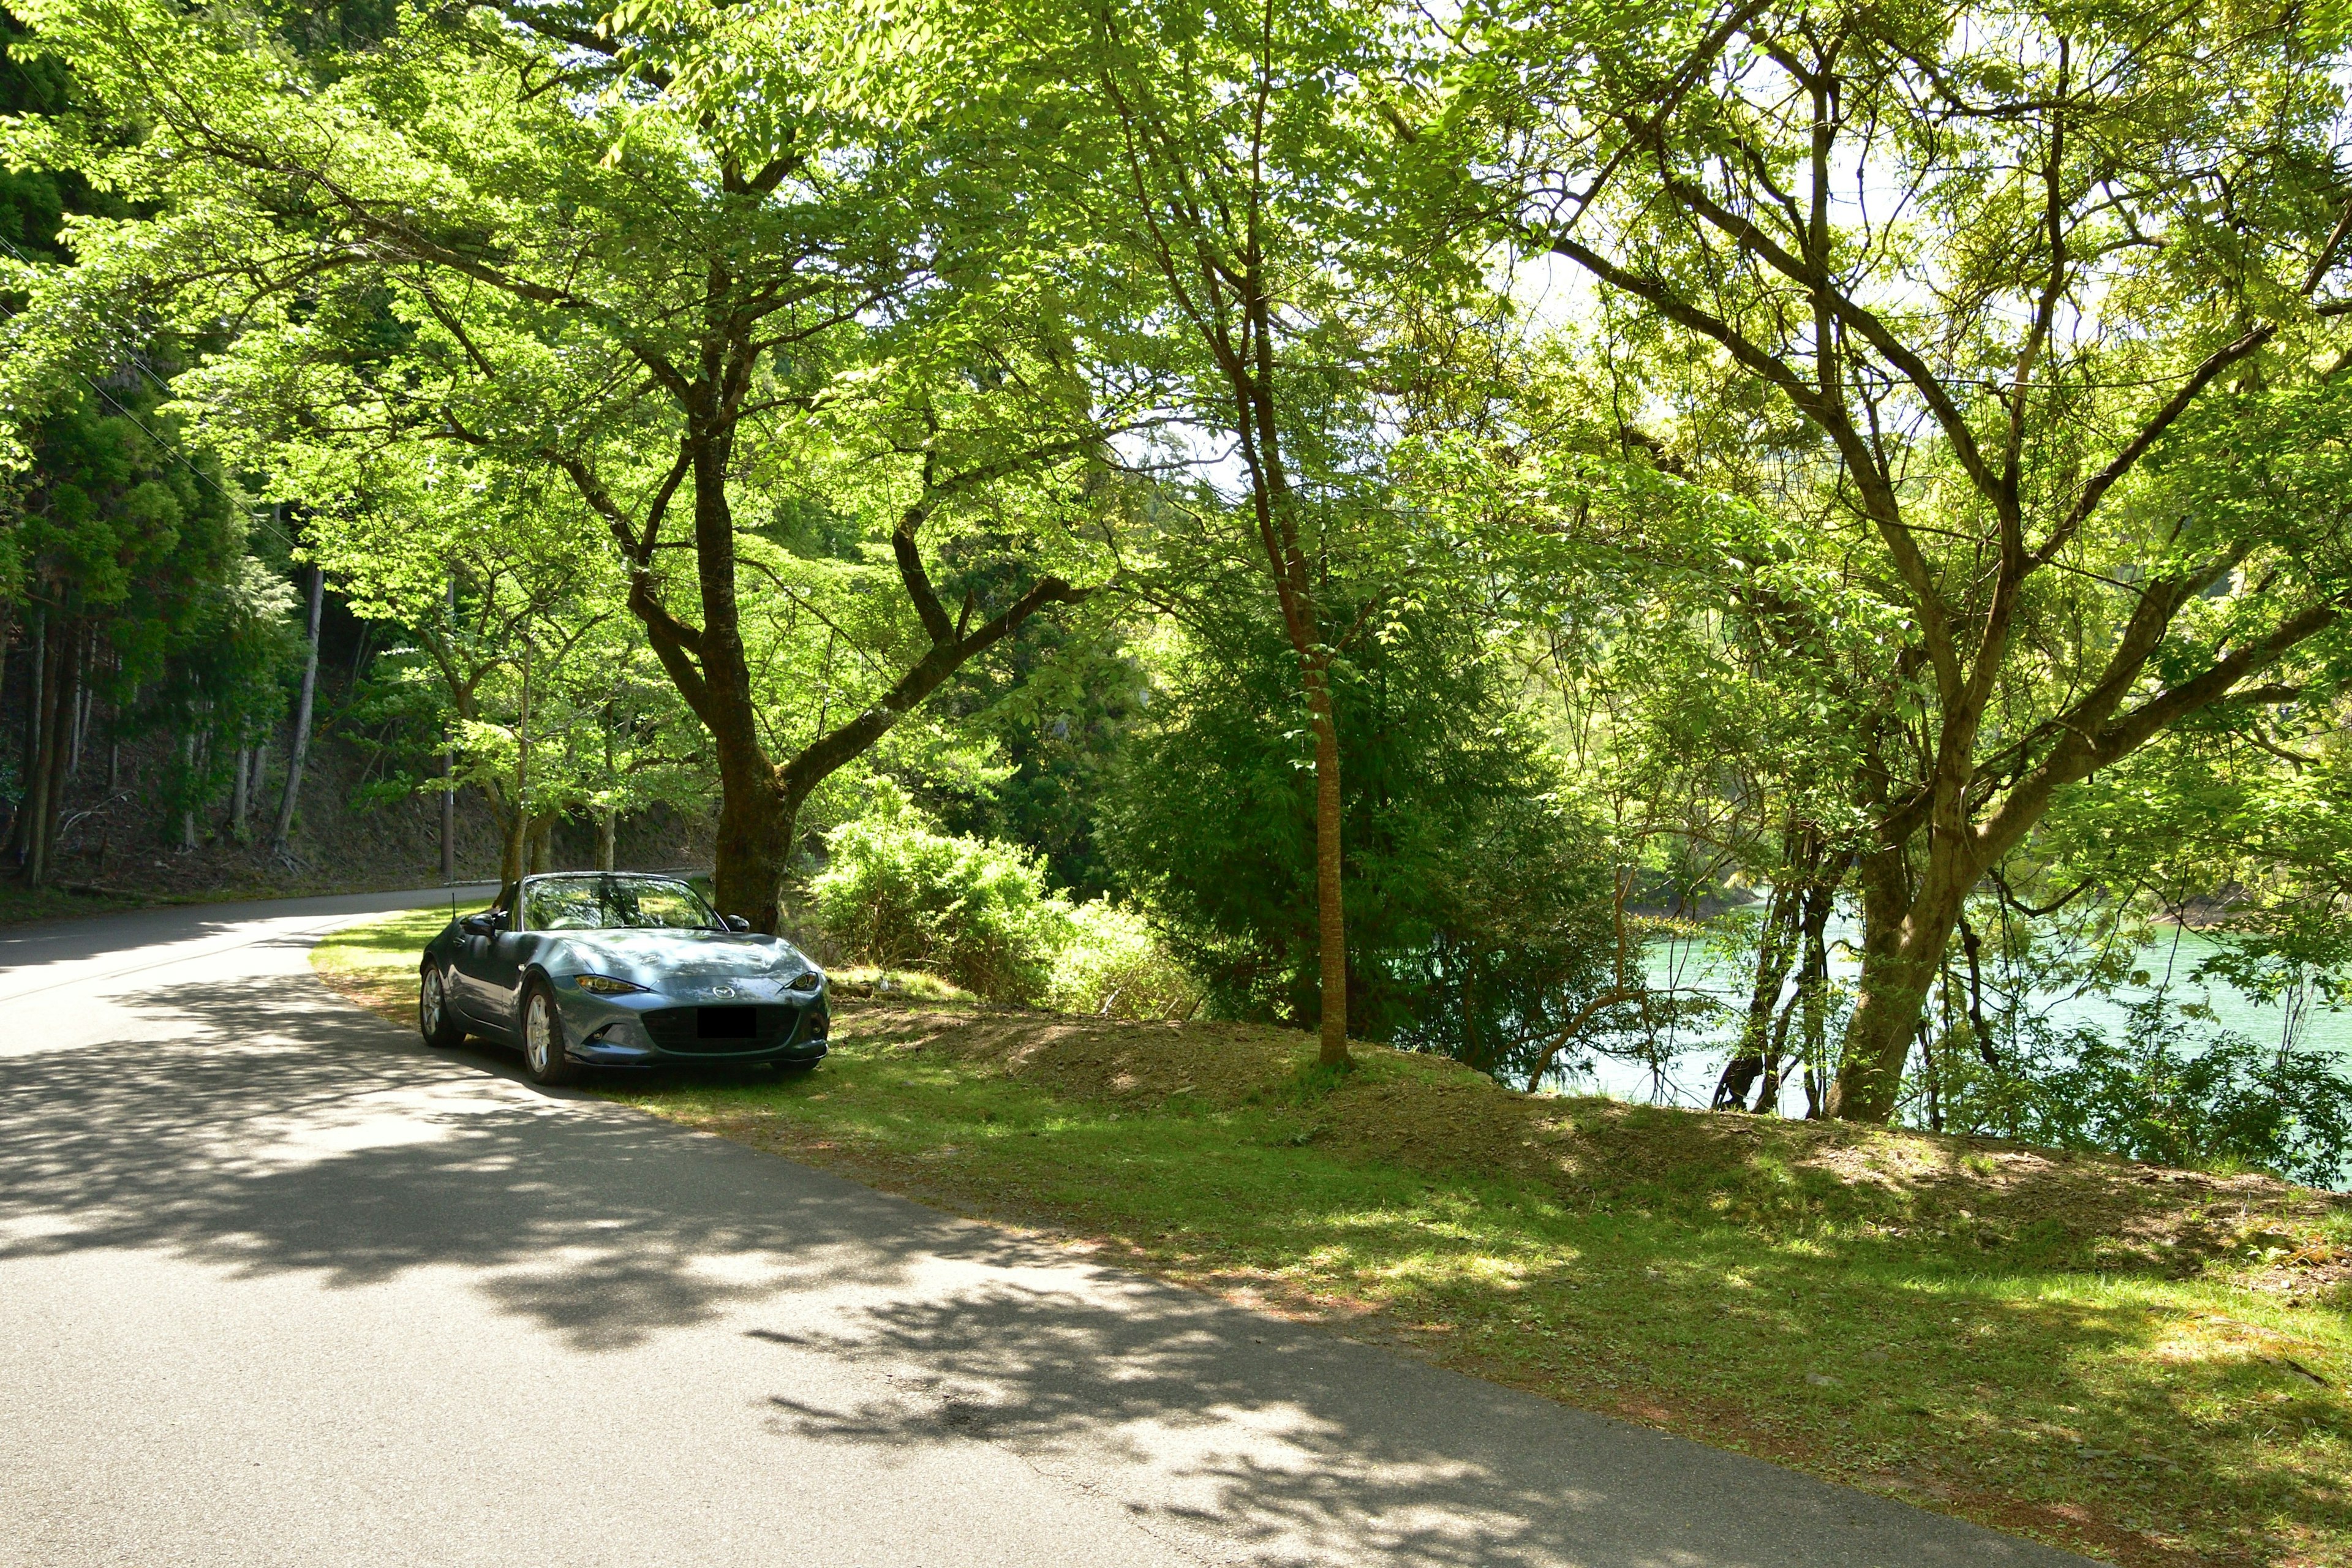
448 883 519 1026
477 890 538 1036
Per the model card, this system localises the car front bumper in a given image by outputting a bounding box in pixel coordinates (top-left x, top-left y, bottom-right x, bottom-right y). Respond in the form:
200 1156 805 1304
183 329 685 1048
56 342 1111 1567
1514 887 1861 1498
554 984 830 1067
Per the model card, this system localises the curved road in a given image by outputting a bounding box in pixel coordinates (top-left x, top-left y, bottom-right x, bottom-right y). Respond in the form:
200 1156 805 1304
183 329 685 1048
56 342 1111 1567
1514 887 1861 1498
0 889 2088 1567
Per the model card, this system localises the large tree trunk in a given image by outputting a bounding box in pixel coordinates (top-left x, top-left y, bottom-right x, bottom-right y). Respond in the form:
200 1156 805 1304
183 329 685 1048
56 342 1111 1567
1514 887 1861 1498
271 565 324 853
499 802 527 885
1828 848 1973 1121
688 429 794 931
709 744 793 930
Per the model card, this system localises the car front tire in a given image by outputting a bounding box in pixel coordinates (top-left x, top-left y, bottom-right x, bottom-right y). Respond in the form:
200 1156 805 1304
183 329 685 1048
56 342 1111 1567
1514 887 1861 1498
521 979 577 1087
419 965 466 1049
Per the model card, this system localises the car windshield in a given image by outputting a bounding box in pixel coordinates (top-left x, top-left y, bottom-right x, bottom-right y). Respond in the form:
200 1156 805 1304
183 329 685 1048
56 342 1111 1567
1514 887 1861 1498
522 875 720 932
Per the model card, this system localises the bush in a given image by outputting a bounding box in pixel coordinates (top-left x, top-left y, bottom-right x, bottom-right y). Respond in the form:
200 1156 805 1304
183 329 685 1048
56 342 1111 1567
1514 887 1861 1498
1048 900 1204 1020
812 817 1073 1005
1932 999 2352 1187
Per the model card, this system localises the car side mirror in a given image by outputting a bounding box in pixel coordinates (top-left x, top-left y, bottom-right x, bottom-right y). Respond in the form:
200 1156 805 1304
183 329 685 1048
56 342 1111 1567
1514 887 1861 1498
459 913 497 938
723 914 751 933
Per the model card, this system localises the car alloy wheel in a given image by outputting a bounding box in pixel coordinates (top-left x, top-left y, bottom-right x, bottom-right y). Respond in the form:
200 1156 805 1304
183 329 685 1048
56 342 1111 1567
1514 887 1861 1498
522 982 575 1086
418 966 464 1049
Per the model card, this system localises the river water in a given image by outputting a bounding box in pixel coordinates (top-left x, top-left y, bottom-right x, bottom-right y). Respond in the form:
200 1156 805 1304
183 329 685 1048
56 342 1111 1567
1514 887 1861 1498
1564 924 2352 1112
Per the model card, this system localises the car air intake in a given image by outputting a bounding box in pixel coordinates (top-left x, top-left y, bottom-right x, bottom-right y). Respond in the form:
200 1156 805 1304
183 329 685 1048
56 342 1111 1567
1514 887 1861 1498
640 1005 813 1055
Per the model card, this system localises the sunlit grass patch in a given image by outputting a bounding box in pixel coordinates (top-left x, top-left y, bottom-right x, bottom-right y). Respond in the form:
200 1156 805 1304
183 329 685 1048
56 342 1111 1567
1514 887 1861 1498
311 907 450 1017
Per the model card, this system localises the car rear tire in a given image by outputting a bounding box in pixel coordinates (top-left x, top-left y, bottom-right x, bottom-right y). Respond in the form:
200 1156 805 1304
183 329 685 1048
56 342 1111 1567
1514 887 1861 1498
418 965 466 1049
521 979 576 1087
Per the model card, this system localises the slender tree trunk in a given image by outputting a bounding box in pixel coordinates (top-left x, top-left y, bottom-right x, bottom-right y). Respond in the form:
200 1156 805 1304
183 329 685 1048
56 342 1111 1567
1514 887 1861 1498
1920 1013 1944 1133
40 627 74 879
527 813 552 875
442 573 458 884
0 603 10 855
179 730 198 851
68 628 88 777
232 746 251 840
108 658 124 790
1303 660 1348 1067
12 601 45 864
28 614 78 883
1752 988 1801 1114
23 614 68 884
1779 883 1834 1114
598 807 616 873
503 643 533 886
1716 883 1799 1110
271 565 324 853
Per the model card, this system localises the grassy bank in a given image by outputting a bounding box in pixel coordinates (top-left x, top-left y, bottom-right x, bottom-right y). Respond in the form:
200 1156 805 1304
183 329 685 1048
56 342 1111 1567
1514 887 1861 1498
316 910 2351 1567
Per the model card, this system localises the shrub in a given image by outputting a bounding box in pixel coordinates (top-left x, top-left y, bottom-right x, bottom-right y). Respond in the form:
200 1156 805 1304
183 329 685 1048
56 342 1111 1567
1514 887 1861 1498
1933 998 2352 1187
1048 900 1204 1020
812 817 1072 1005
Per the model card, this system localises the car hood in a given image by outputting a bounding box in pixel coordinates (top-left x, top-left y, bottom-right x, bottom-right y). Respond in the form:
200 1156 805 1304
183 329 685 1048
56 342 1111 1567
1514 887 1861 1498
551 929 816 982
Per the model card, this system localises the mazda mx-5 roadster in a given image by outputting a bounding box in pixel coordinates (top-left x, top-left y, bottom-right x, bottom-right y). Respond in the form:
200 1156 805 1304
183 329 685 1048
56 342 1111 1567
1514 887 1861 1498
417 872 829 1085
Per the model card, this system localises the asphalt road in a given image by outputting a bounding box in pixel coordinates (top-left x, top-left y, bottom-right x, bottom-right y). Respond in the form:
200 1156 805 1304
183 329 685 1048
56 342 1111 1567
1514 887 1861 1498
0 888 2094 1567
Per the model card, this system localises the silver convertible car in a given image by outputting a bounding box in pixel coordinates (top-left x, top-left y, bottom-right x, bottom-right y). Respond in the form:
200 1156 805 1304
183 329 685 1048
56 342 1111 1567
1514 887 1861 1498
417 872 829 1085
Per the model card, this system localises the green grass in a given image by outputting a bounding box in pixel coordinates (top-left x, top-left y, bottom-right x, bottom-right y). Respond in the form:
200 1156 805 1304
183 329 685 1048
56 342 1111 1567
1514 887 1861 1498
311 906 453 1015
0 883 153 925
313 911 2352 1568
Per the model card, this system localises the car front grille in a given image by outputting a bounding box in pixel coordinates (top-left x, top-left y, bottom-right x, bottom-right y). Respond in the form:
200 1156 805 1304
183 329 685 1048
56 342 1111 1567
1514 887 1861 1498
641 1005 817 1055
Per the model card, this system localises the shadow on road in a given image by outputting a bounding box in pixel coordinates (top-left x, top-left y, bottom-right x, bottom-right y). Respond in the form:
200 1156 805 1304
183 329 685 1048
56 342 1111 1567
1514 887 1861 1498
0 948 2081 1568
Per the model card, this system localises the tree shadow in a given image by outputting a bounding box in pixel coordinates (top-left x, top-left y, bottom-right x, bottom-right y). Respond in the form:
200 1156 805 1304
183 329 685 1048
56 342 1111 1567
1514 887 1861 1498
742 1272 2086 1568
0 966 971 1351
0 940 2090 1567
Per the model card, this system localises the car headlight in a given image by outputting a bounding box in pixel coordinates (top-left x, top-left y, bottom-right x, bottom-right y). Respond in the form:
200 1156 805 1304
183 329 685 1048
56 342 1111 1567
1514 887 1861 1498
788 970 823 992
573 974 650 995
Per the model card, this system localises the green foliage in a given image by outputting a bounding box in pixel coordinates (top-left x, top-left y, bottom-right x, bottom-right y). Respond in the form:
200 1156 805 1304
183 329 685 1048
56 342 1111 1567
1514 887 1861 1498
1107 605 1625 1066
1046 898 1201 1022
812 812 1076 1005
1936 1001 2352 1188
925 603 1150 899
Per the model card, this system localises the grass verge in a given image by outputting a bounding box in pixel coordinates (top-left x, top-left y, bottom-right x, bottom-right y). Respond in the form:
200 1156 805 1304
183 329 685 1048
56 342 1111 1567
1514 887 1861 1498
0 882 157 924
317 910 2351 1567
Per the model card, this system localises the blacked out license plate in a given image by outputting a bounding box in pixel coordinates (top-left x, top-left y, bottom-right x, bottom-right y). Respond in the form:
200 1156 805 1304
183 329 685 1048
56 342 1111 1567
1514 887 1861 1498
697 1006 758 1040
